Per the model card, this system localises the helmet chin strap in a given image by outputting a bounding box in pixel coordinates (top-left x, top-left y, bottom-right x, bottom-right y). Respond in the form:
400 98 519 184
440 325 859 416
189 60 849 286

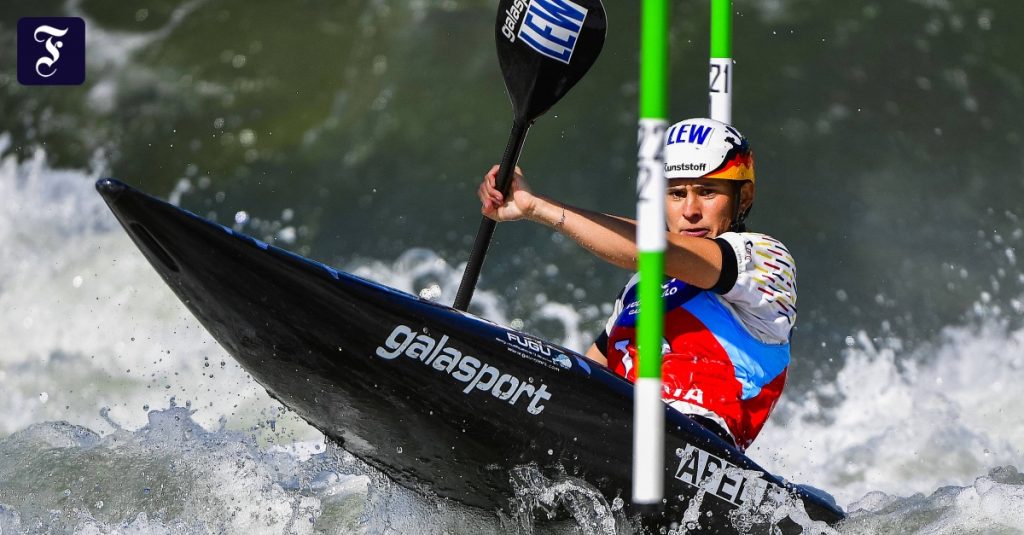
729 181 750 233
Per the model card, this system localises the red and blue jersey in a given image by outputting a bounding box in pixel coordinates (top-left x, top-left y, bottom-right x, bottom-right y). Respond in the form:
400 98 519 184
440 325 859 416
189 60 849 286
595 232 796 451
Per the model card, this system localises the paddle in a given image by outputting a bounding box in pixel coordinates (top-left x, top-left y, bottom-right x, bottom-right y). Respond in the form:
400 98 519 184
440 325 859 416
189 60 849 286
453 0 607 311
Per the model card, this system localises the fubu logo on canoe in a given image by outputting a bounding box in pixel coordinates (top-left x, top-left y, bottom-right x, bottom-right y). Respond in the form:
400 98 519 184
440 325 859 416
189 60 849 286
375 324 552 415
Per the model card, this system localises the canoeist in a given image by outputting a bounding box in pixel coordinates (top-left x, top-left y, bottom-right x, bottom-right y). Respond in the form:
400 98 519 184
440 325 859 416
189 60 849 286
477 117 794 451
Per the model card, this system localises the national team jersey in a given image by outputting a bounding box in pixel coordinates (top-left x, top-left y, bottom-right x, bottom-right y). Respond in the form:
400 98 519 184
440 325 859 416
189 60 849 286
594 232 797 451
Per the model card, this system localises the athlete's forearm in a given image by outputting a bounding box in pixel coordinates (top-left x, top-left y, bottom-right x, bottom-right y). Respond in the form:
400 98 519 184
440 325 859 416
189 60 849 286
527 196 723 289
528 196 639 271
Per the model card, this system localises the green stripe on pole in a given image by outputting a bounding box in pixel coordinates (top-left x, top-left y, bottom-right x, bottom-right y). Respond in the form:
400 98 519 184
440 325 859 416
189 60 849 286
638 0 666 380
640 0 668 119
711 0 731 58
636 251 664 378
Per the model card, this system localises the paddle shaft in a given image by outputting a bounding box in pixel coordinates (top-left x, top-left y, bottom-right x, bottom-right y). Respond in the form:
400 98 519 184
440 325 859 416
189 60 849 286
454 119 530 311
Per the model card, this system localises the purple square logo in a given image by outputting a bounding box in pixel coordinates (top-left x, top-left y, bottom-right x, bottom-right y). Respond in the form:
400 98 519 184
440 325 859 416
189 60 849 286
17 17 86 86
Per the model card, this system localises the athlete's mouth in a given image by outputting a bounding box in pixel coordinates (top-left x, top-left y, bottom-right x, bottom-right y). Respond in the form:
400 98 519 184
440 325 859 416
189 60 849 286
681 228 709 237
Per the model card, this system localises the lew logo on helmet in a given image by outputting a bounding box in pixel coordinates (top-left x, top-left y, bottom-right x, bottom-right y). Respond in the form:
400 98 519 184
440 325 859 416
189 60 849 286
666 123 714 146
502 0 588 64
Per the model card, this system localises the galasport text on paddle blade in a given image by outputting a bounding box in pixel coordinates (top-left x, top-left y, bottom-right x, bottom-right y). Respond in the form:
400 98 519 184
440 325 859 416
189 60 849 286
496 0 607 123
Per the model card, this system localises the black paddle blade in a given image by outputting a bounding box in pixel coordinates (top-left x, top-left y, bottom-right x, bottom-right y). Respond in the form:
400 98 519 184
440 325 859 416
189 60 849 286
496 0 607 122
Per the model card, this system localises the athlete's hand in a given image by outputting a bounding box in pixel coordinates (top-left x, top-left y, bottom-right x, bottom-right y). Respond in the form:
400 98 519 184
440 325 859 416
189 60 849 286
478 164 536 222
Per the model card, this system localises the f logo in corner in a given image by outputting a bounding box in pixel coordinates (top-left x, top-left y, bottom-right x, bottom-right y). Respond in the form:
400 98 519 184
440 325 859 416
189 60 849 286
17 17 86 86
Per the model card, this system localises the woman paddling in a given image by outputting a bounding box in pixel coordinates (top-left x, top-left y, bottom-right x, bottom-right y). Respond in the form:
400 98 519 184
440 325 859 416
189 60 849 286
477 117 794 451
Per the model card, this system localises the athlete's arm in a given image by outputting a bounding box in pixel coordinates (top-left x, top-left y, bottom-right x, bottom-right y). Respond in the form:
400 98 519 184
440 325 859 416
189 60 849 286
584 343 608 367
530 199 723 289
478 166 724 289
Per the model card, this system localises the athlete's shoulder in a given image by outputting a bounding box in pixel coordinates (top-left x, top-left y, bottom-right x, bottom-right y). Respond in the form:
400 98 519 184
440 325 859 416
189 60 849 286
714 232 797 344
717 232 796 275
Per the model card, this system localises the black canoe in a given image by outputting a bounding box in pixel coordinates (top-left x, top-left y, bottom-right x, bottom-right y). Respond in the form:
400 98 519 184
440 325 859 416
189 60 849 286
96 178 844 533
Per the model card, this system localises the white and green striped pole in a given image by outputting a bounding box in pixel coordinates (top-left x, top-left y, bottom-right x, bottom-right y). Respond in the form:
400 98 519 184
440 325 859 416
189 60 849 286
633 0 668 508
709 0 732 122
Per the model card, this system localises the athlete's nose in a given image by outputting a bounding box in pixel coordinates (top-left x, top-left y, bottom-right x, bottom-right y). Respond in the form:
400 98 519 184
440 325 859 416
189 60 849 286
682 193 702 222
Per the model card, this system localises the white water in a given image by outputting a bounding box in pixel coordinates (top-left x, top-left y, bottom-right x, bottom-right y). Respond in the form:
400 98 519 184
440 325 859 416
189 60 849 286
2 144 1024 533
753 317 1024 532
0 138 272 438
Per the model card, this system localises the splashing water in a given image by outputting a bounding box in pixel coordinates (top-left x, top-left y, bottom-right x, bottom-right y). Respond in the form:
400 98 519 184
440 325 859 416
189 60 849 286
752 304 1024 532
0 406 515 534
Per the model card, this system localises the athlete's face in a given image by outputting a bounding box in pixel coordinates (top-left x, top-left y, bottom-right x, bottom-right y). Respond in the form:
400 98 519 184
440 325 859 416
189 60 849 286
665 178 754 238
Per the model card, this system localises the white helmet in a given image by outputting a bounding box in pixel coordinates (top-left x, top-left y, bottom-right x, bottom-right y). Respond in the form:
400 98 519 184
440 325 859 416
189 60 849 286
663 118 754 183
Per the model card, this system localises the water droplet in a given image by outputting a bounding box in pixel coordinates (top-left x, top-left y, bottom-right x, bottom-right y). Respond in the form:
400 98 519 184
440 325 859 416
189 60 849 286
238 128 256 145
418 284 442 301
38 392 48 403
396 446 403 454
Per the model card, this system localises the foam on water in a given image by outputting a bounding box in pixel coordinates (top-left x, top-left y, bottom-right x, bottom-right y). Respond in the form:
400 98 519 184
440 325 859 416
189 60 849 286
0 138 274 437
0 406 516 534
752 303 1024 532
3 141 1024 533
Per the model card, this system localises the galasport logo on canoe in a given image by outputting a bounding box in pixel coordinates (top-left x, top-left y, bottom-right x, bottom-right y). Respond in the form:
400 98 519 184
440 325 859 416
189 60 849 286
501 0 588 64
376 324 552 415
675 443 771 507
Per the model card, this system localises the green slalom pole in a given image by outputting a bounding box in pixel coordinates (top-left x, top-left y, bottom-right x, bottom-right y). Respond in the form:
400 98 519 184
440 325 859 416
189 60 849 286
709 0 732 122
633 0 668 508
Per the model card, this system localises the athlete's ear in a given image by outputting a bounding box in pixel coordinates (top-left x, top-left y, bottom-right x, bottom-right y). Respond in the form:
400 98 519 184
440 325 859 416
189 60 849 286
739 181 755 213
